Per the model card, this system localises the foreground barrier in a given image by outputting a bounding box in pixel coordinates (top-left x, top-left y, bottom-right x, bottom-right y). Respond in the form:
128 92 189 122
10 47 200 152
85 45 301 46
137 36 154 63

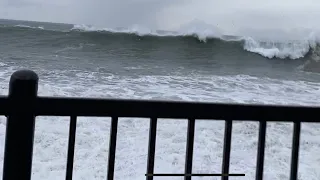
2 70 317 180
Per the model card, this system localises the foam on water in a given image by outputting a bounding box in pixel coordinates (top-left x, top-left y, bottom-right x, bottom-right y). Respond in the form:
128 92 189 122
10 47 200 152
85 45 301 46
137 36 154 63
15 24 44 30
0 64 319 179
242 37 317 59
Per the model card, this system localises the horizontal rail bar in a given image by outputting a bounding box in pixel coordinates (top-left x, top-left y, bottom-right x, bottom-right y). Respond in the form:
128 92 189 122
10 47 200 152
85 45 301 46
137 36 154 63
145 174 245 177
0 96 319 121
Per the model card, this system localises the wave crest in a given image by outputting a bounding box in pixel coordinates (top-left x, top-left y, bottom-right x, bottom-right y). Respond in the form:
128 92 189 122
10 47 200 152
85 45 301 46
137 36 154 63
2 23 320 60
243 37 315 59
71 24 320 59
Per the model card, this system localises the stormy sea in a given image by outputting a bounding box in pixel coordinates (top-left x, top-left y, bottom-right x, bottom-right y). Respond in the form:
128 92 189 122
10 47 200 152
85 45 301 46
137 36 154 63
0 18 320 180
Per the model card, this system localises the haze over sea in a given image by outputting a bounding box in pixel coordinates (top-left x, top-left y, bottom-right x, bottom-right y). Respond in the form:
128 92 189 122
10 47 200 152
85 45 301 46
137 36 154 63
0 0 320 179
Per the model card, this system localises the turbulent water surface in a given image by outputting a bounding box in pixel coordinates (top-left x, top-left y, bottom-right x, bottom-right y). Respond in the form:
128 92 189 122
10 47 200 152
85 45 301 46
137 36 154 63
0 19 320 180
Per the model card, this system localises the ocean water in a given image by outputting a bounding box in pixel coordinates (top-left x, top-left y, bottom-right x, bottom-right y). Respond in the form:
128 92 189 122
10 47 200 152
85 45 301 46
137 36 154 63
0 19 320 180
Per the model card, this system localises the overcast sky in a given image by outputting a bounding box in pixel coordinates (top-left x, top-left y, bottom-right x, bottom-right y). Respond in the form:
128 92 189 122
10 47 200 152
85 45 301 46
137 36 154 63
0 0 319 34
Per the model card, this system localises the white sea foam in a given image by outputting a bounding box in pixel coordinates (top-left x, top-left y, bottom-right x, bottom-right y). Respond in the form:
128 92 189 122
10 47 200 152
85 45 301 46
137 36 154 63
15 24 44 30
243 37 313 59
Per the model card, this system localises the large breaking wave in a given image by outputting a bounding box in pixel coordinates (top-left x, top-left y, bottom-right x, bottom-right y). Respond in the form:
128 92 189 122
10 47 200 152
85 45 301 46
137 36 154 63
1 23 320 60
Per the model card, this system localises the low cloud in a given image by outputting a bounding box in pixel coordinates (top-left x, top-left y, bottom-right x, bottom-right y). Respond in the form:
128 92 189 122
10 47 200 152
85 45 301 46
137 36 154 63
0 0 319 35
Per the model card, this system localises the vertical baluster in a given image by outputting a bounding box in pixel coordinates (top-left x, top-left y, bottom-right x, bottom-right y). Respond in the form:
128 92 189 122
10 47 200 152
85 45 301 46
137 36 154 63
66 115 77 180
185 118 196 180
221 120 233 180
146 117 158 180
107 116 119 180
3 70 38 180
289 122 301 180
256 121 267 180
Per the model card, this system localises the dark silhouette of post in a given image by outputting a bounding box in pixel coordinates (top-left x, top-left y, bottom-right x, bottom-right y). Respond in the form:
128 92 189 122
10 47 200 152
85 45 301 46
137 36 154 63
2 70 38 180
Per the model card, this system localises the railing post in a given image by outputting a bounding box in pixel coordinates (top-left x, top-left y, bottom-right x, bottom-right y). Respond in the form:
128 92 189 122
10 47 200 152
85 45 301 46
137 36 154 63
2 70 39 180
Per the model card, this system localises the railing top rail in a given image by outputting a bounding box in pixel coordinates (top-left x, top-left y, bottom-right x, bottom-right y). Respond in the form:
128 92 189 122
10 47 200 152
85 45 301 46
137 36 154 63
0 96 318 121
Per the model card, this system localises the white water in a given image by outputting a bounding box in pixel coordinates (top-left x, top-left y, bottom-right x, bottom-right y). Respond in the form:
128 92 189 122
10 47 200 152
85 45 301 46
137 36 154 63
0 64 319 179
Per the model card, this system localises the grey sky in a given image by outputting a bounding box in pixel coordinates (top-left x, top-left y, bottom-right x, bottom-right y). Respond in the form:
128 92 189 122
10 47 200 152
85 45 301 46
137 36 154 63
0 0 319 34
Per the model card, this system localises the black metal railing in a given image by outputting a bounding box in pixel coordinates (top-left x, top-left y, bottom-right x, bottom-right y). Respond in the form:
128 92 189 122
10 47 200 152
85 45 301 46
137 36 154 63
1 69 319 180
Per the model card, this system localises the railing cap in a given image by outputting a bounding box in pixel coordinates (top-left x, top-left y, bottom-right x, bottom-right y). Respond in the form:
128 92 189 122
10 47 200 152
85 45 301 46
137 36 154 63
10 69 38 81
9 69 39 98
